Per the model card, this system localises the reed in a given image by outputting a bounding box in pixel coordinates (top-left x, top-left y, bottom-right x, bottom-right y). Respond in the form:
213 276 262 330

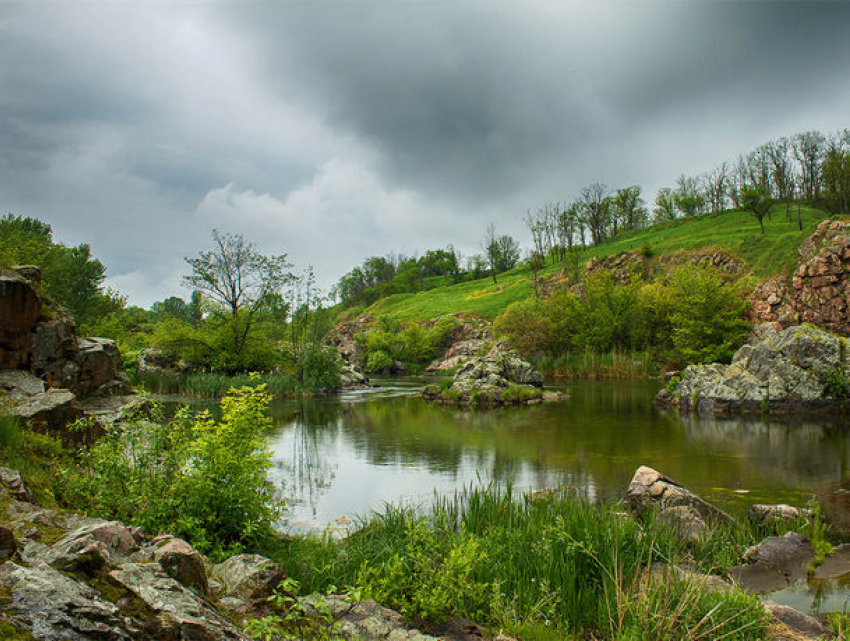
535 349 657 379
132 371 304 398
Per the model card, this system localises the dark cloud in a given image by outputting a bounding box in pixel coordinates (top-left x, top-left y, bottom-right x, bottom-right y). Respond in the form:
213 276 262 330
0 1 848 305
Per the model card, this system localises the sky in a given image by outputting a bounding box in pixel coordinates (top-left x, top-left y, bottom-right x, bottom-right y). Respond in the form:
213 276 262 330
1 1 849 308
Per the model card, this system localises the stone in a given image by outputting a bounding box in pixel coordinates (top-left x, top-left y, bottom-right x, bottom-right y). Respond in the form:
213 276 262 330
154 537 209 595
657 506 708 545
109 562 247 640
30 306 79 390
76 337 123 395
658 324 849 414
624 466 733 526
0 466 34 502
0 525 17 560
0 560 136 639
748 504 813 528
315 596 441 641
728 532 814 593
763 601 836 639
211 553 285 602
340 363 370 389
0 268 41 369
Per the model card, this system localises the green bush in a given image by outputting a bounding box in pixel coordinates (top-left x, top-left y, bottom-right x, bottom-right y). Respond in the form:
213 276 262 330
357 316 459 373
61 386 283 558
300 344 343 390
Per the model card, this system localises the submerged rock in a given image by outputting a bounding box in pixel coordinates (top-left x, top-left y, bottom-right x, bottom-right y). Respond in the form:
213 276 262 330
658 323 850 414
727 532 814 593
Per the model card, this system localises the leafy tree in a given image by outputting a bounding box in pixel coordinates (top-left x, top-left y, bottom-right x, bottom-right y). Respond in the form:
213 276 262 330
740 185 772 234
653 188 677 222
0 214 115 327
184 230 292 363
673 175 706 217
822 137 850 215
579 183 611 245
612 186 648 233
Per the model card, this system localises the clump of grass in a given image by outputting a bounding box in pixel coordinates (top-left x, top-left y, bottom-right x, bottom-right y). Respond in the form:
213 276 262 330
500 384 543 403
132 371 304 398
536 350 657 379
275 486 770 639
0 413 20 448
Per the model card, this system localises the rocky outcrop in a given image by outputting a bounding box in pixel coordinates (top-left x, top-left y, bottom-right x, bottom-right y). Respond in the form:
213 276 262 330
0 267 41 370
421 350 567 407
583 250 744 285
657 323 849 414
327 315 374 363
426 318 493 372
340 363 370 389
751 219 850 335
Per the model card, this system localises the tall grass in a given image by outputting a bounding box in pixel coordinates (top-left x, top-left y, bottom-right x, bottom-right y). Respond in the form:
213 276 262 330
535 349 658 379
132 371 305 398
276 485 771 639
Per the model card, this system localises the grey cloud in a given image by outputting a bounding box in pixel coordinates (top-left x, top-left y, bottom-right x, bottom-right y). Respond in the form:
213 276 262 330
0 1 848 306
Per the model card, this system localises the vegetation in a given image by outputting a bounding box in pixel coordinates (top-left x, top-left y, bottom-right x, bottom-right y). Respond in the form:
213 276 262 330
494 266 749 370
0 214 123 328
59 387 283 559
354 315 459 373
276 485 797 639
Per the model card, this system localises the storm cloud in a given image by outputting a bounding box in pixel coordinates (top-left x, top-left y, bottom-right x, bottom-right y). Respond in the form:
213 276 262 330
1 1 848 305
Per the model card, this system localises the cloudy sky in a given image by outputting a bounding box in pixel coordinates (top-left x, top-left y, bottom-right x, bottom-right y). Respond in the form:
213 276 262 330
1 1 848 307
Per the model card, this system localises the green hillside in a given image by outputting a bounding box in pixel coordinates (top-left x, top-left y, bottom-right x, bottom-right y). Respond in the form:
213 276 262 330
354 205 832 324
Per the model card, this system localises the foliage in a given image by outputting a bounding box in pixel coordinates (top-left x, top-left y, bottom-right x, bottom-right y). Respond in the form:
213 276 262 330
739 186 772 234
299 343 342 390
132 371 304 397
0 214 120 327
246 577 347 641
617 575 768 640
356 316 458 373
60 387 283 558
495 265 748 368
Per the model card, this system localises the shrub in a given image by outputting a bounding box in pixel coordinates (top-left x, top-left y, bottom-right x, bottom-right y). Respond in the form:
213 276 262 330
61 386 283 558
299 344 342 390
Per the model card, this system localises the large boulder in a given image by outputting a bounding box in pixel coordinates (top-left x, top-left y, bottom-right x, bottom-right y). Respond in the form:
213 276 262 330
76 337 123 395
154 536 209 596
727 532 814 593
624 466 733 529
30 305 79 390
0 267 41 369
658 323 849 414
451 351 544 393
210 553 285 603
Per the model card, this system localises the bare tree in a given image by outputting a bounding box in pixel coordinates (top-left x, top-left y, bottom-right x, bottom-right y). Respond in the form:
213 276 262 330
793 130 826 200
673 174 706 217
767 138 794 219
653 188 676 222
703 164 728 214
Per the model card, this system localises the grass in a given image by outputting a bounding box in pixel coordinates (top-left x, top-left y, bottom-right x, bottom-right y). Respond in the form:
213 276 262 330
352 205 831 324
273 485 781 639
534 349 659 379
132 371 306 398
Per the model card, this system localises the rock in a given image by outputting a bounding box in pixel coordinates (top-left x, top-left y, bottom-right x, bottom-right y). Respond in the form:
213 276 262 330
0 560 136 639
7 386 79 434
657 506 708 545
452 352 544 391
728 532 814 593
646 563 733 594
748 504 813 528
810 543 850 580
0 525 17 560
340 363 370 389
76 337 123 396
138 347 178 373
624 466 733 526
154 537 209 595
0 267 40 369
314 596 440 641
763 601 835 639
0 466 34 502
38 521 138 574
211 553 284 602
658 324 849 414
109 562 247 640
30 306 80 390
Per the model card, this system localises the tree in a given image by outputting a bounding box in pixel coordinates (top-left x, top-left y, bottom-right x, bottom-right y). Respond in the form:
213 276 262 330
793 131 826 201
740 186 772 234
823 145 850 216
612 186 648 232
673 175 706 217
578 183 611 245
653 188 676 222
183 230 292 361
703 164 728 214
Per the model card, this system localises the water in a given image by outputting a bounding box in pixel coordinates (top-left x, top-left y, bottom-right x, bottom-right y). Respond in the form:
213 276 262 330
165 377 850 613
261 378 850 532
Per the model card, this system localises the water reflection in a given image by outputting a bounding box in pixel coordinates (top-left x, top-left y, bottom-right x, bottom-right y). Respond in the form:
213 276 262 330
259 379 850 534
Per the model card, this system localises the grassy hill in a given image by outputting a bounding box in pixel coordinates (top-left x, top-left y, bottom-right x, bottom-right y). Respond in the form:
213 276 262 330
347 205 832 324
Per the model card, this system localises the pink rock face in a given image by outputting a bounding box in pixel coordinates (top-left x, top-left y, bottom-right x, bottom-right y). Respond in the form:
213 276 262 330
155 538 209 595
750 220 850 336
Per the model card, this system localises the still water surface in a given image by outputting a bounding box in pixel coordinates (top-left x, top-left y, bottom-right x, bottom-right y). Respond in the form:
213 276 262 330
260 378 850 532
171 377 850 612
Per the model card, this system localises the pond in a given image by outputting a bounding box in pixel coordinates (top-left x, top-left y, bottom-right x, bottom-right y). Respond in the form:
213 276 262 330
168 377 850 613
261 378 850 535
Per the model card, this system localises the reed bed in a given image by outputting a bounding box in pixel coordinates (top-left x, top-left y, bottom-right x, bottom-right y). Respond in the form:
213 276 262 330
132 371 305 398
